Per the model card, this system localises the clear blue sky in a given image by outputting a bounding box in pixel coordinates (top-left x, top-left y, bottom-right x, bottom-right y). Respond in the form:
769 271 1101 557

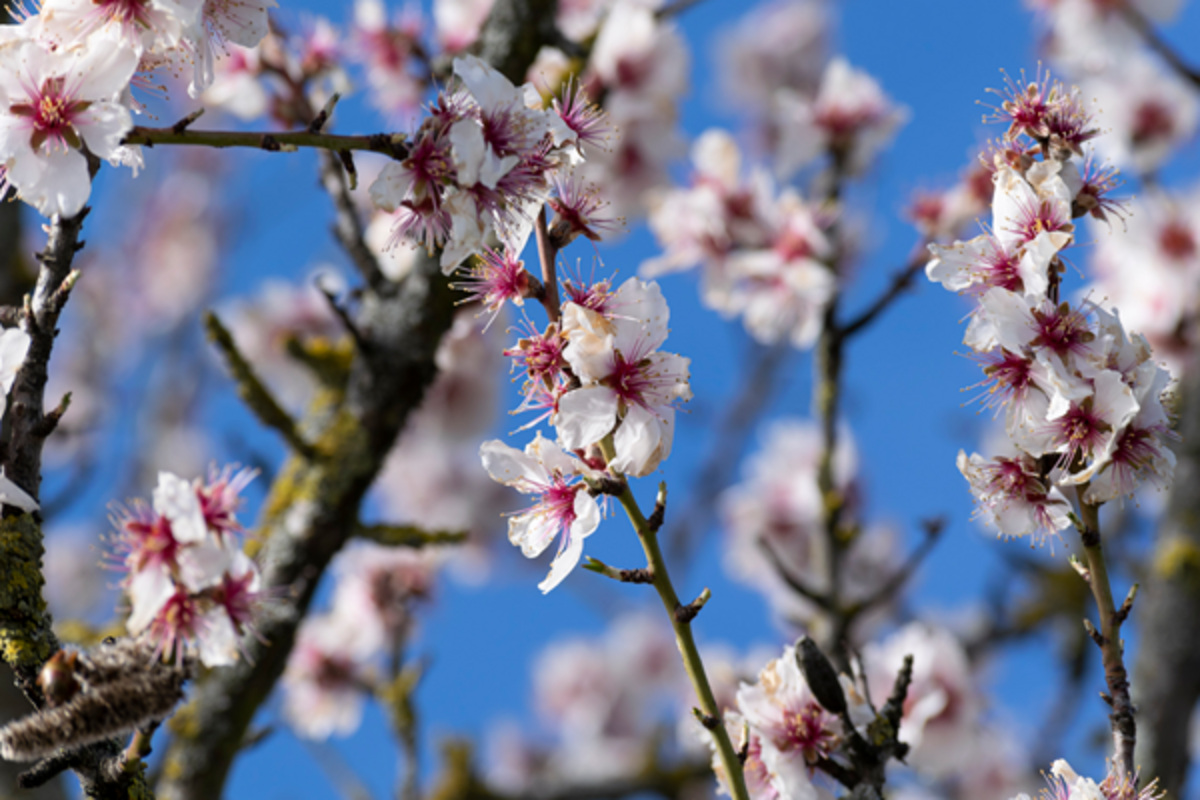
55 0 1200 796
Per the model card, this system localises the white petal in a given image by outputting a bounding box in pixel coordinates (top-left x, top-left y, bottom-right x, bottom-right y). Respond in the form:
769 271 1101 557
556 386 618 450
0 467 37 512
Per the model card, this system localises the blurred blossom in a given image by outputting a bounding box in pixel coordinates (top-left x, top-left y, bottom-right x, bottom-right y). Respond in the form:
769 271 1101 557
721 419 898 638
861 623 982 778
352 0 427 122
644 129 835 348
201 44 269 120
717 0 830 112
575 2 689 221
1082 56 1197 174
773 57 908 178
530 614 681 781
282 613 371 739
908 154 993 241
329 540 440 658
1028 0 1181 74
222 273 347 410
434 0 495 52
1088 186 1200 375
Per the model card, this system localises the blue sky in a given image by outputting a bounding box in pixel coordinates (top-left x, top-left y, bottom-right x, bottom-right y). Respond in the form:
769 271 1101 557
45 0 1200 796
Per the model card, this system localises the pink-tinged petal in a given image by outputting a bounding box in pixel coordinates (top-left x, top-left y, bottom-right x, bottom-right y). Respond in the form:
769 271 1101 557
611 278 669 355
177 536 235 592
480 439 547 489
0 466 37 512
153 471 207 543
449 119 487 187
0 328 29 395
12 146 91 218
453 54 520 111
508 507 558 558
127 563 175 634
71 39 139 101
368 161 414 213
556 385 618 450
525 433 576 477
538 518 586 594
196 606 239 667
77 103 133 162
611 404 674 477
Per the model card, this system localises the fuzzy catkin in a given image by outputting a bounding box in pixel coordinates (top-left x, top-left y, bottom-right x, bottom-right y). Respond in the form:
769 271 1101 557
0 638 189 762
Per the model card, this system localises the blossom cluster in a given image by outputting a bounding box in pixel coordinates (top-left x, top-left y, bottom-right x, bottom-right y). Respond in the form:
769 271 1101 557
281 541 439 739
0 0 274 217
715 625 1026 800
368 54 610 274
482 275 692 592
1011 759 1161 800
640 45 906 349
642 130 836 348
108 466 261 667
926 72 1176 541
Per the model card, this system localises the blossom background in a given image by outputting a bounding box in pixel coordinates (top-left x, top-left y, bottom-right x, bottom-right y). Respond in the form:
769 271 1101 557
16 0 1200 797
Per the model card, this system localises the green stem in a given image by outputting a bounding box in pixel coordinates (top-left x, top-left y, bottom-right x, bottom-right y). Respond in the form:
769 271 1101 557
613 483 750 800
122 126 409 160
1078 499 1137 783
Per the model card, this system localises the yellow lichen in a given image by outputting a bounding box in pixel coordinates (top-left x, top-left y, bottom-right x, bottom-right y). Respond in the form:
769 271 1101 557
0 513 57 670
1153 536 1200 582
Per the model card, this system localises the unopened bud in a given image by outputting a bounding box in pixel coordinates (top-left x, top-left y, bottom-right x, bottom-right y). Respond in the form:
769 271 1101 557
794 636 847 715
37 650 80 707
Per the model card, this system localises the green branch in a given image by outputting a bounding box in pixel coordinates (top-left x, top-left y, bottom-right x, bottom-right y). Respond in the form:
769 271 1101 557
123 125 409 160
612 482 750 800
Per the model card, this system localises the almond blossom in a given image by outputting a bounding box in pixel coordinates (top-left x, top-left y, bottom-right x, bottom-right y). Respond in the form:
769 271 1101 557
556 277 692 477
929 70 1176 541
733 644 842 800
480 433 602 593
0 36 139 217
108 468 261 665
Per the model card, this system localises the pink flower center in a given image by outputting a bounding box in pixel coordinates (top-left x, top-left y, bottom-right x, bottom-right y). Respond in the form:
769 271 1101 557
608 352 652 409
779 702 837 764
11 78 88 153
1159 219 1196 261
1132 100 1175 146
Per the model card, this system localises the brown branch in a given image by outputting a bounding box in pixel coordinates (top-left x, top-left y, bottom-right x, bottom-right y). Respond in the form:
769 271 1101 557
122 126 410 160
839 248 927 339
1119 4 1200 90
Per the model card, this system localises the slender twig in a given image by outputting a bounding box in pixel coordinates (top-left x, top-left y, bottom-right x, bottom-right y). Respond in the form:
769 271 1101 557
1119 4 1200 90
353 524 467 547
122 126 410 160
839 248 927 339
609 479 750 800
657 0 707 18
1076 497 1137 783
203 311 319 461
534 207 561 323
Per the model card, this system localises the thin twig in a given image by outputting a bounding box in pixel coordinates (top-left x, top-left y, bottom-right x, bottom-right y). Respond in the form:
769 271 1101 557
839 249 927 339
534 208 561 323
122 126 410 160
610 477 750 800
1076 497 1138 783
203 311 319 461
1119 4 1200 90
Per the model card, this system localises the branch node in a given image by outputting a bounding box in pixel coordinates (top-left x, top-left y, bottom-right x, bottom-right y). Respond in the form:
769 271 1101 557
260 134 281 152
307 92 341 133
691 708 719 730
1114 583 1138 624
646 482 667 532
1083 617 1105 647
673 587 711 624
171 108 205 134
